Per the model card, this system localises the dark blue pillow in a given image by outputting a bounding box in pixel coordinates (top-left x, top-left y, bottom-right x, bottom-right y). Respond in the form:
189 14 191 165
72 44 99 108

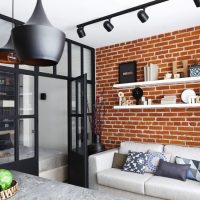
155 160 190 181
123 151 148 174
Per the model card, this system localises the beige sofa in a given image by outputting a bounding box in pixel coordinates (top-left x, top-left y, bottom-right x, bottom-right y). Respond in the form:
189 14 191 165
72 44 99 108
89 142 200 200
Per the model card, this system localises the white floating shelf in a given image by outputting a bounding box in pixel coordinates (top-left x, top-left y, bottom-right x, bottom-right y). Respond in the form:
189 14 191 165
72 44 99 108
114 103 200 109
113 77 200 89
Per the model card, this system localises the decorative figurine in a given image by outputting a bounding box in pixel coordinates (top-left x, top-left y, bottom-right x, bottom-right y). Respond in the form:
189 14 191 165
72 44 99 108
132 87 144 105
173 60 188 78
188 96 200 104
164 73 172 80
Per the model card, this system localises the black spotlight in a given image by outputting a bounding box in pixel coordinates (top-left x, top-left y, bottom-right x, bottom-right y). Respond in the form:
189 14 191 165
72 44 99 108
103 20 114 32
194 0 200 7
137 9 149 23
77 27 86 38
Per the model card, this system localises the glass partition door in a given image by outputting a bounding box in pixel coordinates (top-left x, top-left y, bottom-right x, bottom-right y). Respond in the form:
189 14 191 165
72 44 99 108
68 74 88 187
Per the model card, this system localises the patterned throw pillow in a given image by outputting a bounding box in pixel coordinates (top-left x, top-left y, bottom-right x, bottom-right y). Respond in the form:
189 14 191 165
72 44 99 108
145 151 171 173
123 151 148 174
176 156 200 182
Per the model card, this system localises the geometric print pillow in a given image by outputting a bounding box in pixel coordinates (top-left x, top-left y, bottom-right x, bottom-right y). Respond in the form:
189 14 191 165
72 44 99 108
123 151 148 174
176 156 200 182
145 151 171 173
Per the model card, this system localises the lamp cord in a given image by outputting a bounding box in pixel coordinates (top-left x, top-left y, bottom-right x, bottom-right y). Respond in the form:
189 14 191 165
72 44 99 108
12 0 14 29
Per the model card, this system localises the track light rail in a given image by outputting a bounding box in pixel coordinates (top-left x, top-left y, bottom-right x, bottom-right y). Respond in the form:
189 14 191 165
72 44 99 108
77 0 169 28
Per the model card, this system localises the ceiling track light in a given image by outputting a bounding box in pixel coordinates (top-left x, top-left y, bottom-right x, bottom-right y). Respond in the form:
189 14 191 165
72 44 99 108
12 0 65 66
137 9 149 23
76 0 169 38
194 0 200 7
103 19 114 32
77 27 86 38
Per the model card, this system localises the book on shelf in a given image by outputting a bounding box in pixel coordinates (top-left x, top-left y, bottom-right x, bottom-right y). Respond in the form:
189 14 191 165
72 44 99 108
0 100 15 107
144 63 159 81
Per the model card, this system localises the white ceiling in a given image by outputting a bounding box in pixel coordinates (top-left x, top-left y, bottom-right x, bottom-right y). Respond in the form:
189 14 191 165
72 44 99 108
0 0 200 48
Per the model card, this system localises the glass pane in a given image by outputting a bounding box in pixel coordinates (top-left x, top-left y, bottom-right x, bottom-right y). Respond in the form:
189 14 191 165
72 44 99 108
39 77 68 154
0 71 15 111
77 81 82 114
0 71 15 163
57 42 68 76
78 117 81 149
0 19 12 47
72 117 76 150
39 66 53 74
0 128 15 164
19 119 35 160
87 84 92 114
19 75 34 115
87 116 92 145
84 48 92 80
0 19 14 68
71 81 76 114
71 44 81 77
19 65 34 71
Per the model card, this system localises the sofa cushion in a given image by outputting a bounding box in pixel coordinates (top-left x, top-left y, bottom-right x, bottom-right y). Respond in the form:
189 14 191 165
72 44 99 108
145 176 200 200
176 156 200 182
97 168 153 195
123 151 148 174
155 160 190 181
145 151 171 173
164 145 200 163
119 142 164 154
112 153 127 169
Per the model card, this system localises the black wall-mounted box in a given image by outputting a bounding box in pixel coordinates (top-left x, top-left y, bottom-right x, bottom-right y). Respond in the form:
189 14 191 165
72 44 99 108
40 93 46 100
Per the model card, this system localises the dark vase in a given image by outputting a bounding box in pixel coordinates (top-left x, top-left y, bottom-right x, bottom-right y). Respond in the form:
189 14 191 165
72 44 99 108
88 135 105 156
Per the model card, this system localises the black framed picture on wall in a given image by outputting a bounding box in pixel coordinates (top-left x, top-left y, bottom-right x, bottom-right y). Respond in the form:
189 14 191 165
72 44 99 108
119 61 137 83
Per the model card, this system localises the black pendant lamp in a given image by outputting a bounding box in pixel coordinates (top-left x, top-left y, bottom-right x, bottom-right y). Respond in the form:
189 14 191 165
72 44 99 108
0 36 21 64
12 0 65 66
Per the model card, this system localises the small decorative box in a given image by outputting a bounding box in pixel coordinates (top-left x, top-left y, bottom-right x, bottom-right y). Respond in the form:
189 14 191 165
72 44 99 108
119 62 137 83
189 65 200 77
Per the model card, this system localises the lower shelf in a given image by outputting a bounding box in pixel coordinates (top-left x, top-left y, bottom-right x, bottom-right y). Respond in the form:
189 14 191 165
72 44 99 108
114 103 200 109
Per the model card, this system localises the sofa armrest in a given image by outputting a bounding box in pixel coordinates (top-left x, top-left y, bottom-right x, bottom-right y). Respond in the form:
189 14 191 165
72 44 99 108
89 148 119 189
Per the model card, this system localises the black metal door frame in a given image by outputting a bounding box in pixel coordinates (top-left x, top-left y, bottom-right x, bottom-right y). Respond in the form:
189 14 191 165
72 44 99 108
68 74 88 187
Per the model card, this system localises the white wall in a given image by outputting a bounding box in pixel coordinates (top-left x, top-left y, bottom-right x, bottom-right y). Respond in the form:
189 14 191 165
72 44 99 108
39 77 68 153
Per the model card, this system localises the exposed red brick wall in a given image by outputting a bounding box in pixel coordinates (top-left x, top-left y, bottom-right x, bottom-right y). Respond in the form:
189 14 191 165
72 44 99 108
96 26 200 149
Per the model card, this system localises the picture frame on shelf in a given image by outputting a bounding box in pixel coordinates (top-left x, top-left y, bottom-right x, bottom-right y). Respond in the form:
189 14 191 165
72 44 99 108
189 65 200 77
119 61 137 83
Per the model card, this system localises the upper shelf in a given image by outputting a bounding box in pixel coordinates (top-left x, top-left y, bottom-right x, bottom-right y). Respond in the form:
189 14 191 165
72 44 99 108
113 77 200 89
114 103 200 109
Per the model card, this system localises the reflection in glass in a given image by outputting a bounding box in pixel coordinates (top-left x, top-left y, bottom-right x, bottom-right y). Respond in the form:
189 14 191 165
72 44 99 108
19 65 34 71
19 119 35 160
0 127 15 164
84 48 92 80
19 75 34 115
87 116 92 145
87 84 92 114
0 71 15 117
0 71 15 164
0 20 14 68
72 117 76 149
57 42 68 76
39 66 53 74
71 44 81 77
